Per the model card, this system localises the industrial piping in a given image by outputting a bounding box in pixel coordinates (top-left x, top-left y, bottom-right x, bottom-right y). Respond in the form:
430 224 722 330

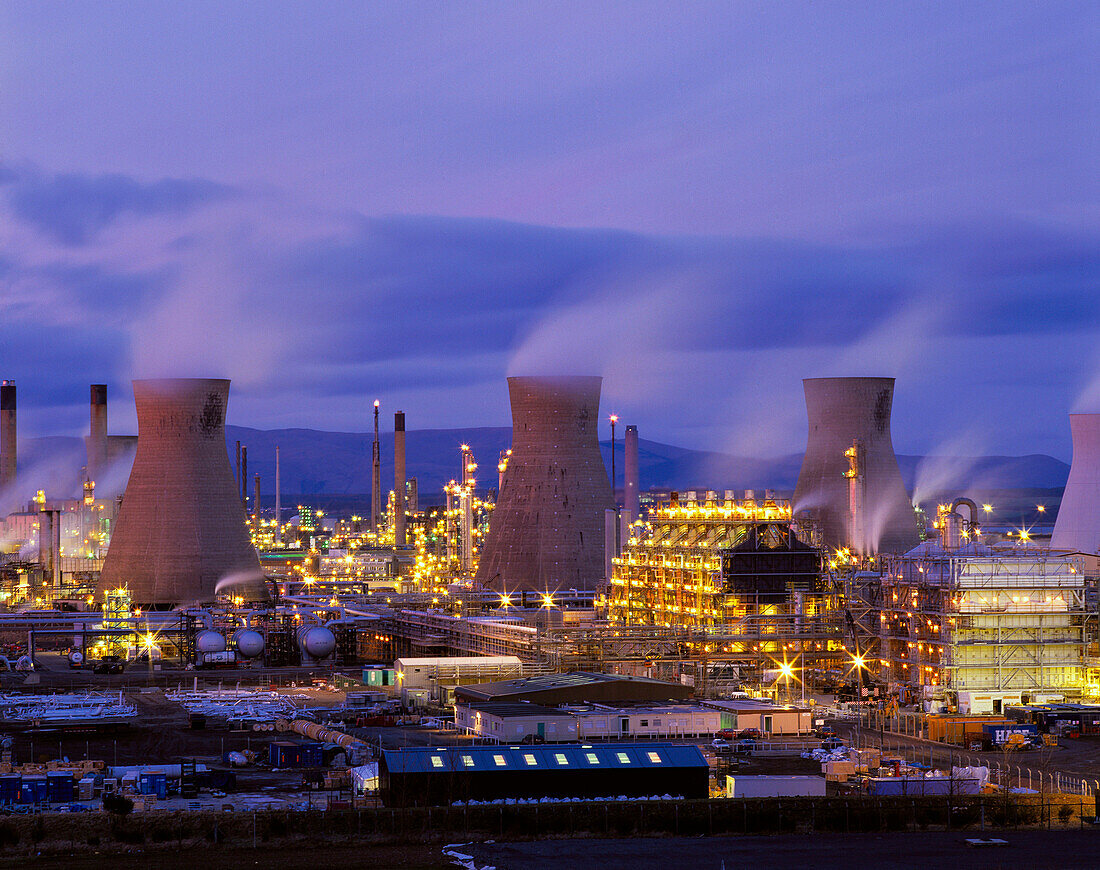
371 400 381 533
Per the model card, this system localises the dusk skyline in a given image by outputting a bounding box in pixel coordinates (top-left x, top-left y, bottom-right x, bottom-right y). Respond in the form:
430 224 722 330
1 2 1096 459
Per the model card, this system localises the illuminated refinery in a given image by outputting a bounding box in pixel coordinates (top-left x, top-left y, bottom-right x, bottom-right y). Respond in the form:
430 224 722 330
0 372 1099 832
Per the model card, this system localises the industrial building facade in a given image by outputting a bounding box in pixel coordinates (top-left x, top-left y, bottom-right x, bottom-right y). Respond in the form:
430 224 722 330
877 545 1090 714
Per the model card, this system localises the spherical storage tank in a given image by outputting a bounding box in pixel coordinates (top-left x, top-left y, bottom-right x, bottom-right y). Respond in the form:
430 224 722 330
297 625 335 659
196 630 227 654
232 628 265 658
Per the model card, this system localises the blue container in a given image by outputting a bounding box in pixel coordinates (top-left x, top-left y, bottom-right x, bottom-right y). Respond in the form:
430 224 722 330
19 777 48 804
300 742 323 768
139 772 168 799
0 775 19 804
270 740 324 768
46 772 74 803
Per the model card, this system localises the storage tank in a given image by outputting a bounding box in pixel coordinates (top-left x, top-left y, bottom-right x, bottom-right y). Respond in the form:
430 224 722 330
96 379 267 607
196 630 227 654
1051 413 1100 554
232 628 265 658
474 376 614 591
297 625 335 659
792 377 919 555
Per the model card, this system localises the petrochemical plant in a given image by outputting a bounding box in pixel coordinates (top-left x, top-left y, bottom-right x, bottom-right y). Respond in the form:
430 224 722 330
2 372 1100 820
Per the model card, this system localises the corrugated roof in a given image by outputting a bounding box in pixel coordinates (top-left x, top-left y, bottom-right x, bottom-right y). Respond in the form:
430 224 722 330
382 742 707 775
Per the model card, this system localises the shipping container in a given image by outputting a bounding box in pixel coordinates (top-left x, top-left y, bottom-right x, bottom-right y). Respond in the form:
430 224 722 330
19 777 48 804
868 777 981 796
46 772 74 803
726 775 826 798
139 772 168 799
0 775 19 804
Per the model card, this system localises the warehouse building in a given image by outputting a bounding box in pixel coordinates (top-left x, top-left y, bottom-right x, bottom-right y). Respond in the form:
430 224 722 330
455 700 722 743
701 699 812 736
394 655 523 705
379 743 709 807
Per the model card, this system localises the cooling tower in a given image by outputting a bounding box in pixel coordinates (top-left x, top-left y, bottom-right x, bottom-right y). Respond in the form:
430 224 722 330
97 378 266 608
475 376 614 591
793 377 919 555
1051 414 1100 554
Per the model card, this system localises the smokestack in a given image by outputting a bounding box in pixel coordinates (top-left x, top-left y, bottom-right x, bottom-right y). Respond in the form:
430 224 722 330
253 474 261 526
792 377 918 555
235 440 241 491
89 384 108 482
475 376 614 592
1 381 15 489
97 379 266 607
624 425 639 521
1051 414 1100 554
38 509 61 587
394 412 406 547
240 446 247 506
371 400 381 533
275 445 282 546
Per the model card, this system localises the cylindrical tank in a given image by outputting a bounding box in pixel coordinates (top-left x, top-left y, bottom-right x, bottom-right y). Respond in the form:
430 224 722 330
196 629 227 654
297 625 335 659
68 650 84 667
232 628 265 658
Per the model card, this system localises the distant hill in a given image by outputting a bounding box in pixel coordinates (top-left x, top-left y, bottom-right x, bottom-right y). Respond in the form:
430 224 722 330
8 427 1071 509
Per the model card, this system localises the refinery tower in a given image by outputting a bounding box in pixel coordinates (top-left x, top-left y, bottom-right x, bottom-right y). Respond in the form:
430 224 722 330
793 377 919 555
475 376 614 592
97 378 266 608
1051 414 1100 555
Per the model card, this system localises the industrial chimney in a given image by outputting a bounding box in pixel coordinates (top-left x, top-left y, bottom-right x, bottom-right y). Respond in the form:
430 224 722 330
1 381 15 489
371 400 381 533
475 376 614 591
624 424 639 522
1051 414 1100 554
97 379 266 608
88 384 108 482
793 377 918 555
394 411 406 547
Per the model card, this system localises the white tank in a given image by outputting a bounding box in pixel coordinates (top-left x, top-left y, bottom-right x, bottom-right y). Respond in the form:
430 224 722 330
297 625 335 659
196 629 227 654
232 628 265 658
68 650 84 666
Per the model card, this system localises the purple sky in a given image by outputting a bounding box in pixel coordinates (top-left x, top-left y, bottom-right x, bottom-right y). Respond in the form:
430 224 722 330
0 2 1096 460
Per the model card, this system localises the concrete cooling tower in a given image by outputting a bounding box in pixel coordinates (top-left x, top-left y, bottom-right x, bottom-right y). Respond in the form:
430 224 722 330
1051 414 1100 554
793 377 919 556
475 376 614 592
97 378 266 608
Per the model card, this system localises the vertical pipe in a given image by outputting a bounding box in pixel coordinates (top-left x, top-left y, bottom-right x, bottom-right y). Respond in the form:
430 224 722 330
253 474 261 527
371 400 381 533
240 446 248 507
275 445 282 546
0 381 15 489
394 412 406 547
235 440 241 492
89 384 108 482
624 425 639 520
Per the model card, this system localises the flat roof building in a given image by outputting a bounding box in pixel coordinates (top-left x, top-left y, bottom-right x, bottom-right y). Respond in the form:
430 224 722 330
453 671 693 706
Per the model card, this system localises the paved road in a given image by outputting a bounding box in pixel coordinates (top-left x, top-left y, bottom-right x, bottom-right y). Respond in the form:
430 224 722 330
469 830 1100 870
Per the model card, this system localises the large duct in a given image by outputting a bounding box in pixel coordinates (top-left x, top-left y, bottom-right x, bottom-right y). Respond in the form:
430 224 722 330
97 379 266 608
1051 414 1100 554
394 412 406 547
624 424 639 520
793 377 918 555
474 376 614 591
88 384 108 482
1 381 15 489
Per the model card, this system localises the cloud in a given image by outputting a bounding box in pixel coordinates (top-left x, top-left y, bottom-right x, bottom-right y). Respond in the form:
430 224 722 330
0 162 1097 461
0 161 232 245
